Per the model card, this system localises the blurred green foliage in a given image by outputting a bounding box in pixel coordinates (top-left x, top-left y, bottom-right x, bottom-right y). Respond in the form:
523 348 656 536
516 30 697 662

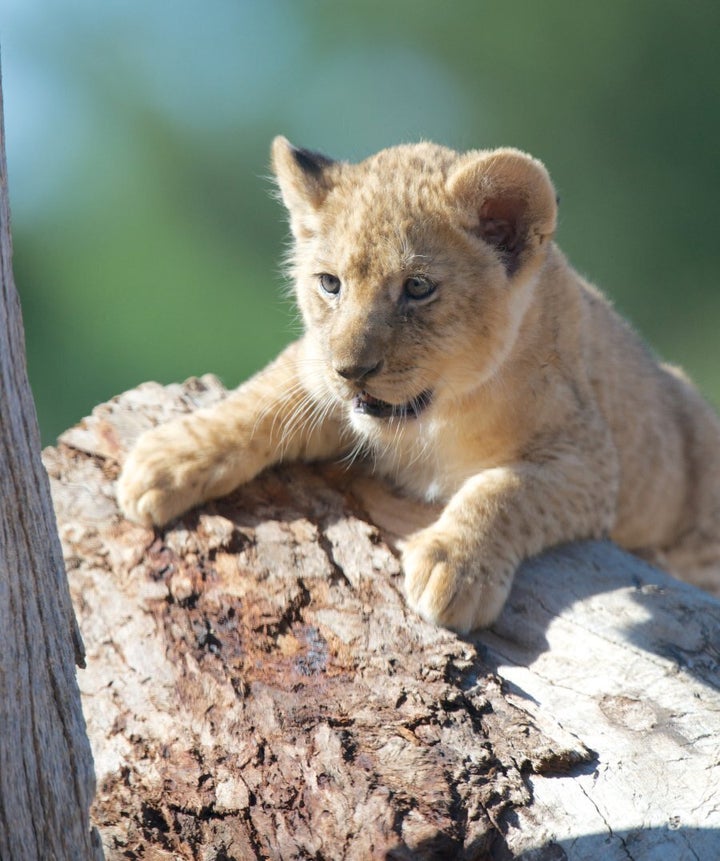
2 0 719 442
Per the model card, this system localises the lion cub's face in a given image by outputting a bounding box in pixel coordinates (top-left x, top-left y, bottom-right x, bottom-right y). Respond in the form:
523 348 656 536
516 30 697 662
272 138 557 441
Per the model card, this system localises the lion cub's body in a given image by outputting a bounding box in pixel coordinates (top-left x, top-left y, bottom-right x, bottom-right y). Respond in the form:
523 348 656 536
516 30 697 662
118 138 720 632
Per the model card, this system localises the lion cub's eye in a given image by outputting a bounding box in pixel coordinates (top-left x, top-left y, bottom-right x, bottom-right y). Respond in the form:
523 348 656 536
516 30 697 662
403 275 437 301
318 273 341 295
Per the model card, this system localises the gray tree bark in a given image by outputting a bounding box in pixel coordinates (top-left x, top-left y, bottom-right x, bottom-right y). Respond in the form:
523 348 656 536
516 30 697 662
0 71 103 860
47 374 720 860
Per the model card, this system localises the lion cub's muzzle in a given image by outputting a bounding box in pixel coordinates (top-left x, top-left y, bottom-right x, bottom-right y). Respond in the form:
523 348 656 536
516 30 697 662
331 351 432 420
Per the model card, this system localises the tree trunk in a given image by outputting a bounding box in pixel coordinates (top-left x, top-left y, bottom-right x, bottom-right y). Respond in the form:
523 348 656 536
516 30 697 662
0 71 103 859
45 375 720 860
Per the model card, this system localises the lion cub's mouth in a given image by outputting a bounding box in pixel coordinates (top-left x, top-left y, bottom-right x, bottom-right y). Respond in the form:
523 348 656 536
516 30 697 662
352 389 432 420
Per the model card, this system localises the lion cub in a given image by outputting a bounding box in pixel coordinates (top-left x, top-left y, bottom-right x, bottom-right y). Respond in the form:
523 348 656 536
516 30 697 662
118 137 720 632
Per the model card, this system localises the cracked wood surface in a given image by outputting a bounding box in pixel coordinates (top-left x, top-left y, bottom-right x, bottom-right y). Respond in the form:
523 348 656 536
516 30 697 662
45 376 720 860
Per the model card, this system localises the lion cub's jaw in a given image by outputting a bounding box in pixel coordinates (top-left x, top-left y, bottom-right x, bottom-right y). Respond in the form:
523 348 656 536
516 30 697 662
272 136 558 454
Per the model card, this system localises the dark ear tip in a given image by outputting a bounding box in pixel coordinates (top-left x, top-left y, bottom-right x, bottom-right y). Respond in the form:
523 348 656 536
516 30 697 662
289 144 335 177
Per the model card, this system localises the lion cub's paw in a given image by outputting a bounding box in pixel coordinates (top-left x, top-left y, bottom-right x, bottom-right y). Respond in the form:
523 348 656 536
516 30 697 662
401 526 511 633
117 419 230 527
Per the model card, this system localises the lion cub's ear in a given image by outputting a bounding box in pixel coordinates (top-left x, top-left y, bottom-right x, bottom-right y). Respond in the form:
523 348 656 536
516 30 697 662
271 136 337 239
447 148 557 276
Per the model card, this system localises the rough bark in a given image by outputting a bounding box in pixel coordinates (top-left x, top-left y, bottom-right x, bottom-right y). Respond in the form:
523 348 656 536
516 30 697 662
45 375 720 860
0 71 103 859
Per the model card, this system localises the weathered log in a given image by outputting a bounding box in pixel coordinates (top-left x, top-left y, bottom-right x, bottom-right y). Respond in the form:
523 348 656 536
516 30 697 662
0 70 102 859
45 376 720 860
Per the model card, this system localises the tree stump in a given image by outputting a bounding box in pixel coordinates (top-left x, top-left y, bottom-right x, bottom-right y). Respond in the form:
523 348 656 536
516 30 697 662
44 375 720 860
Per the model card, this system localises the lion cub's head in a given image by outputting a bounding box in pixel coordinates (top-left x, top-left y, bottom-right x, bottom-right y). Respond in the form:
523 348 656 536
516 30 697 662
272 137 557 440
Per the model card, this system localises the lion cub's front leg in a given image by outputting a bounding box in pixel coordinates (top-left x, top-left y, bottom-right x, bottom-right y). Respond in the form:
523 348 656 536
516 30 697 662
118 341 343 527
402 453 617 633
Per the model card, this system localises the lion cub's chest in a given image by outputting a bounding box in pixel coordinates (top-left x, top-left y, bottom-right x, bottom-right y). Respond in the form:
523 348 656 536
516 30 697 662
364 420 486 504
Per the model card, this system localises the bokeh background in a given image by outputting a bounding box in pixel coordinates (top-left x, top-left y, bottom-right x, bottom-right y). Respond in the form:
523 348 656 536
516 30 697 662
2 0 719 443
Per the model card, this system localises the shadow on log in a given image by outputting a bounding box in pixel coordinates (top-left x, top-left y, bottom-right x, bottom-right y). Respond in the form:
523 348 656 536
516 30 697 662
44 376 720 860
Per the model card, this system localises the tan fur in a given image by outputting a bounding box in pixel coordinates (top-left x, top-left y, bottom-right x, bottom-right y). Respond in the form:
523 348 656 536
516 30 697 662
118 137 720 632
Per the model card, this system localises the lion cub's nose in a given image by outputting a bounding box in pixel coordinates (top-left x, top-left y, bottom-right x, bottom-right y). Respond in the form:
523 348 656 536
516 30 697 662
333 359 383 383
